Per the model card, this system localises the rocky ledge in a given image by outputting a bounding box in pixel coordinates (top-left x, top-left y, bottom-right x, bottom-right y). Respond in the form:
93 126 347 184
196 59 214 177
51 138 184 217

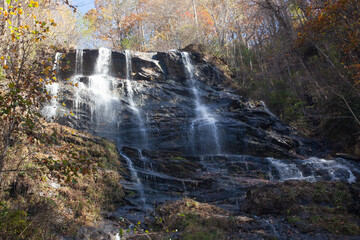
55 49 319 159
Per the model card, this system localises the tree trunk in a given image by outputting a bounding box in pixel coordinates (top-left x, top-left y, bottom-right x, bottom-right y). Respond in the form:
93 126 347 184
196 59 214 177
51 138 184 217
191 0 199 43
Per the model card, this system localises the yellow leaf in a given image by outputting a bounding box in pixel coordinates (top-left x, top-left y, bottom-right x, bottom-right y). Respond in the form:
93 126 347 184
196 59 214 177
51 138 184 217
62 103 66 106
39 78 43 82
3 65 8 69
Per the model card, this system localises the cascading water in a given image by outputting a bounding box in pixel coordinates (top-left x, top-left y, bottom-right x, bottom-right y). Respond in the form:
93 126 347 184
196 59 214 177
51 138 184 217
181 52 221 155
75 49 83 75
42 53 62 119
268 157 357 183
88 47 118 122
42 82 59 119
53 52 62 71
119 151 146 206
85 48 147 207
46 48 360 225
124 50 148 148
260 101 276 118
73 49 86 118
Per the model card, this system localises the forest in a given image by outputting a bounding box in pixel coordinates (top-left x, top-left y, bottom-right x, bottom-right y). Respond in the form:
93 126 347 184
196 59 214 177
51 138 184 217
0 0 359 239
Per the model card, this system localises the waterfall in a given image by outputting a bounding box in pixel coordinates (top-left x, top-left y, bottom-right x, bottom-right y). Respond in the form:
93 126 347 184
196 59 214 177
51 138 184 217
88 47 117 122
124 50 148 148
260 101 276 118
53 52 61 71
268 157 357 183
42 82 59 119
75 49 83 75
45 48 360 217
181 52 221 155
43 53 62 119
74 49 85 117
119 152 146 206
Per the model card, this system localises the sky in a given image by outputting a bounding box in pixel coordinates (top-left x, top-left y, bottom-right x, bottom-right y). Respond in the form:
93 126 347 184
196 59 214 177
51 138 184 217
71 0 95 15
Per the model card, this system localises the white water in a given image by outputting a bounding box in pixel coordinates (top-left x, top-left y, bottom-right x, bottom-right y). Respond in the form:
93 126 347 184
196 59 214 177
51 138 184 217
119 152 146 206
115 233 121 240
75 49 83 75
42 82 59 119
125 50 148 148
43 53 62 119
268 157 357 183
260 101 276 118
181 52 221 155
89 47 117 122
268 158 306 180
53 52 61 71
73 49 85 117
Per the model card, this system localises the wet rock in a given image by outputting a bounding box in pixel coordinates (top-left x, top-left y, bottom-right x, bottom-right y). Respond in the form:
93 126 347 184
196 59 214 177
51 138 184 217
55 48 316 159
154 51 186 81
50 48 357 218
356 137 360 157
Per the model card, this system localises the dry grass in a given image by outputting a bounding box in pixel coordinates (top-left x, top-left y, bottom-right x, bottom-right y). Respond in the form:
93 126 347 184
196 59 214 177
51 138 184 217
0 120 125 239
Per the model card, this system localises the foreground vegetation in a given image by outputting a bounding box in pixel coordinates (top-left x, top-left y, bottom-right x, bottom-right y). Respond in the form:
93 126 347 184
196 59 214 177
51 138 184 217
0 121 125 239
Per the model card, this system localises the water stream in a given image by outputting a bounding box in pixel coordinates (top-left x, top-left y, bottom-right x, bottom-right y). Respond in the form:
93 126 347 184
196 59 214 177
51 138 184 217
75 49 83 75
70 48 148 207
268 157 357 183
88 47 118 122
42 53 62 119
119 151 146 206
124 50 148 148
181 52 221 155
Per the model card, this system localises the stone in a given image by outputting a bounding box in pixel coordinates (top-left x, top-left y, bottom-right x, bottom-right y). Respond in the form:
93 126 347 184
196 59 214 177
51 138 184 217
355 137 360 157
47 48 359 217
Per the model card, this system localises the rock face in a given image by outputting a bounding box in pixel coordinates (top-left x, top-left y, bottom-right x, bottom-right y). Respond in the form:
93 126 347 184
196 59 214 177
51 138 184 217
53 49 314 157
46 48 360 212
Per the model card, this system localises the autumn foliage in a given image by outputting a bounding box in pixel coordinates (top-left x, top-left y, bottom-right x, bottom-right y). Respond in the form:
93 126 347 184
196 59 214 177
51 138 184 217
0 0 99 187
298 0 360 85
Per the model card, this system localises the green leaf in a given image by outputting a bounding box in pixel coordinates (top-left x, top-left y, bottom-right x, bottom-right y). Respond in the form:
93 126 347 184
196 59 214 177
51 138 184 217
8 82 15 88
6 0 10 5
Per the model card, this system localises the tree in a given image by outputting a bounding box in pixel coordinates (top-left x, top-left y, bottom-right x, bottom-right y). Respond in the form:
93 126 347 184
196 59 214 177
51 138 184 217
85 0 146 50
0 0 88 185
